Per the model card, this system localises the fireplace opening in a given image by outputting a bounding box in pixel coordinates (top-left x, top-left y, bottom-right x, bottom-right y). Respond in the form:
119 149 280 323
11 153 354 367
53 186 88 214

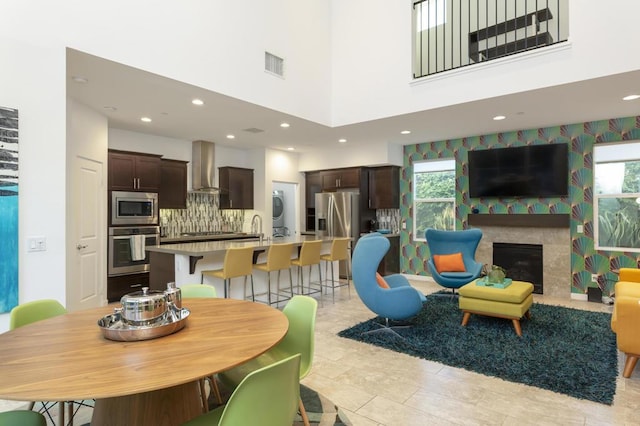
493 242 543 294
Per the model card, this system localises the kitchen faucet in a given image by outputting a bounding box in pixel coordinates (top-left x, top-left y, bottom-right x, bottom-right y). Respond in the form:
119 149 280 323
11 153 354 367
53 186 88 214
251 214 263 242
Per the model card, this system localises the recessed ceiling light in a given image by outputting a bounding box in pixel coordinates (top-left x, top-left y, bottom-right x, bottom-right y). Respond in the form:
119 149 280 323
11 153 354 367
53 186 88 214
287 147 294 151
400 130 411 135
338 139 347 143
493 115 506 121
192 99 204 106
623 94 640 101
226 134 235 139
71 76 88 84
103 106 117 112
140 117 152 123
280 122 290 128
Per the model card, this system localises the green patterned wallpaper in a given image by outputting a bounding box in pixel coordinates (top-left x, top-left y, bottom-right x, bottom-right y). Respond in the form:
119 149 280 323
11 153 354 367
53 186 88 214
401 115 640 295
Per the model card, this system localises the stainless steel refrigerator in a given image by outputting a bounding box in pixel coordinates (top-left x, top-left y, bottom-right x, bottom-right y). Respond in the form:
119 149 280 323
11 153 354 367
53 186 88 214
315 192 359 276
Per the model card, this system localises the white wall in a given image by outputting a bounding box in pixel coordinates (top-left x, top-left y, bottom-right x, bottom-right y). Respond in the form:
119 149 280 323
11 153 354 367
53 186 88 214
109 129 191 161
330 0 640 126
7 1 638 132
299 140 402 171
3 1 333 125
0 38 66 331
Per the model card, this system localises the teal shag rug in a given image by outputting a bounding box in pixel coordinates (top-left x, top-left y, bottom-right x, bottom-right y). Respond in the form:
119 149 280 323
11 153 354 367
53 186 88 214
338 297 618 405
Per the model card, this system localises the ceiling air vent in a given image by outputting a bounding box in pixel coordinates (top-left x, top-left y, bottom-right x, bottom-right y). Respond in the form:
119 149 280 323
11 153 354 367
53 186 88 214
243 127 265 134
265 51 284 77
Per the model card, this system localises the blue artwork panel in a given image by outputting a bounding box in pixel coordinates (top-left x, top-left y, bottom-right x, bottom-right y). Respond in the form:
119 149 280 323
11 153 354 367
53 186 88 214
0 107 19 313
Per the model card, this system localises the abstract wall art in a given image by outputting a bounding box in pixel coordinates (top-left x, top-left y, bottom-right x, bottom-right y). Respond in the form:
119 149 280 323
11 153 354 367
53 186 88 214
0 106 18 313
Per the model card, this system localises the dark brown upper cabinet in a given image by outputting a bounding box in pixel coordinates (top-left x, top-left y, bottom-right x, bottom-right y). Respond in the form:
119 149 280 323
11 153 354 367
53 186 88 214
218 167 254 209
320 168 361 191
369 166 400 209
108 150 161 192
159 159 188 209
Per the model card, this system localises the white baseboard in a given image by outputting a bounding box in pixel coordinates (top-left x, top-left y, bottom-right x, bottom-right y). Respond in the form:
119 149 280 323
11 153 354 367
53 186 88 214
570 293 588 301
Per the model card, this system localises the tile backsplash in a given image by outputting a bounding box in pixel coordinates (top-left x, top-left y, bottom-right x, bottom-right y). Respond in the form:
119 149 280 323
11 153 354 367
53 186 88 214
159 193 244 237
376 209 400 233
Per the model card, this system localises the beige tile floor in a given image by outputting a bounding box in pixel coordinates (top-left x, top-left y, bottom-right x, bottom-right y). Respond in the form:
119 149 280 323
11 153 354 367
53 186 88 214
307 279 640 426
2 277 639 426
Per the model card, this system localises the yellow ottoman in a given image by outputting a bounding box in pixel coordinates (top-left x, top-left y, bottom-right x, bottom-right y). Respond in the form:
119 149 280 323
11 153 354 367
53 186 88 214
458 280 534 337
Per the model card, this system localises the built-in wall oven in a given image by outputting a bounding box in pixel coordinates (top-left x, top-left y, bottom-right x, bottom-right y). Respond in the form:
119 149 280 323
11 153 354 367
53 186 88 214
111 191 159 226
108 226 160 276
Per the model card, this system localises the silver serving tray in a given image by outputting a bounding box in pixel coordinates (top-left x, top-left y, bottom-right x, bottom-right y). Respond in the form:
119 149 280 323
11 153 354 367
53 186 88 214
98 308 190 342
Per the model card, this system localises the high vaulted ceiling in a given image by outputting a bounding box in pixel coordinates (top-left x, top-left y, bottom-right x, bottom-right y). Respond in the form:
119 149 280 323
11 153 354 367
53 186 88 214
67 49 640 153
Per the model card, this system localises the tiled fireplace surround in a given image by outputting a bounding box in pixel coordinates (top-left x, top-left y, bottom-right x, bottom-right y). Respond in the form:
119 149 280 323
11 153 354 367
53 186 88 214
468 214 571 299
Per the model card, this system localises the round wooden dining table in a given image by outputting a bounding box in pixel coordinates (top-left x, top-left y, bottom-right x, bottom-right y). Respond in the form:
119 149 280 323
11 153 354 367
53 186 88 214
0 298 288 425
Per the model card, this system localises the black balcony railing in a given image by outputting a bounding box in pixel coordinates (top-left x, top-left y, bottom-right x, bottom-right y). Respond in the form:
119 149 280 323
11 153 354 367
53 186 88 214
413 0 568 78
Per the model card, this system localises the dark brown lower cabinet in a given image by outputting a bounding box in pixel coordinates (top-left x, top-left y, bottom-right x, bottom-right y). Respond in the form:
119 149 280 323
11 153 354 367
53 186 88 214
107 273 150 303
377 236 400 275
148 252 176 290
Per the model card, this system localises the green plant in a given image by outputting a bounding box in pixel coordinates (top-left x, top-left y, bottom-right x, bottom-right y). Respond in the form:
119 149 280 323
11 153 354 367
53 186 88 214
598 208 640 249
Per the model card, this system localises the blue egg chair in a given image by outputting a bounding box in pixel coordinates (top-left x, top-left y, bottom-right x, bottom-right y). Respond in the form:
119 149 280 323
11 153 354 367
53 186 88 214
352 233 426 336
425 228 484 294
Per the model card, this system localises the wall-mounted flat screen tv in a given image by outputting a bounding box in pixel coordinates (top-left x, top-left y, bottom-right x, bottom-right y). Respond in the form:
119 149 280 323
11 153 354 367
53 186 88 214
468 143 569 198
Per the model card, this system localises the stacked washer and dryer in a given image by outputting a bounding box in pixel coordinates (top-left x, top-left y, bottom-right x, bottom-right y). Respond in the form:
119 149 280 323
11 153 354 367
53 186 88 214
272 190 287 237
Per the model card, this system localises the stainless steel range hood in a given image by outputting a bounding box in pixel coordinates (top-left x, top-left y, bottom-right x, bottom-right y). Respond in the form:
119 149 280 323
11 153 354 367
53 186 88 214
191 140 220 193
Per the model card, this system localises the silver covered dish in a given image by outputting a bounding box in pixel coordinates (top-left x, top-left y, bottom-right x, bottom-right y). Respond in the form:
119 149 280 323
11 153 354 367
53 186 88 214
98 306 190 342
120 287 167 325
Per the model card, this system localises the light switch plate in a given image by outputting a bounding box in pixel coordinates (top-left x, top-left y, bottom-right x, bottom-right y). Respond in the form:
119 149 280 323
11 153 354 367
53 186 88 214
27 236 47 252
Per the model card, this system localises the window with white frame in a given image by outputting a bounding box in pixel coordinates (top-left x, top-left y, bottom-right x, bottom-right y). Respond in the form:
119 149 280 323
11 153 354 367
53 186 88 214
415 0 447 31
413 159 455 241
594 142 640 253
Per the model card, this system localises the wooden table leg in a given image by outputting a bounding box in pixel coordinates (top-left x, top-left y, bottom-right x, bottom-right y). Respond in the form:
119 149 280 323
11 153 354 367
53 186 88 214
92 381 201 426
512 319 522 337
461 311 471 326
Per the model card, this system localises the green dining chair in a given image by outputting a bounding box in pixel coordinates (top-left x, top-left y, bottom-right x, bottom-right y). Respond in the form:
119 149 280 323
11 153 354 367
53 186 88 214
183 354 301 426
181 283 217 298
9 299 67 330
179 284 223 408
218 295 317 426
9 299 74 424
0 410 46 426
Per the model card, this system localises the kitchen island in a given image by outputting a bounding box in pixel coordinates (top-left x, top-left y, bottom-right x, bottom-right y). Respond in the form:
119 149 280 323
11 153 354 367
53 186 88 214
146 235 338 302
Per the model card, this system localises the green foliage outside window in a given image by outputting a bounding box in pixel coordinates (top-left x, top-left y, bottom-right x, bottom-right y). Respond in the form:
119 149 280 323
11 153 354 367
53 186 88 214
595 159 640 251
415 169 455 198
414 167 455 239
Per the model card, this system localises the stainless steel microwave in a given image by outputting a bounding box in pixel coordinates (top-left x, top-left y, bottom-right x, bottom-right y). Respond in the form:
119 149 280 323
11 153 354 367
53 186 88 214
111 191 159 226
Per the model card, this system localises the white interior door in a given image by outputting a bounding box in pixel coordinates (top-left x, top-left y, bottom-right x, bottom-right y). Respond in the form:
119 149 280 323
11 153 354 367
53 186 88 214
68 156 105 310
66 99 108 311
